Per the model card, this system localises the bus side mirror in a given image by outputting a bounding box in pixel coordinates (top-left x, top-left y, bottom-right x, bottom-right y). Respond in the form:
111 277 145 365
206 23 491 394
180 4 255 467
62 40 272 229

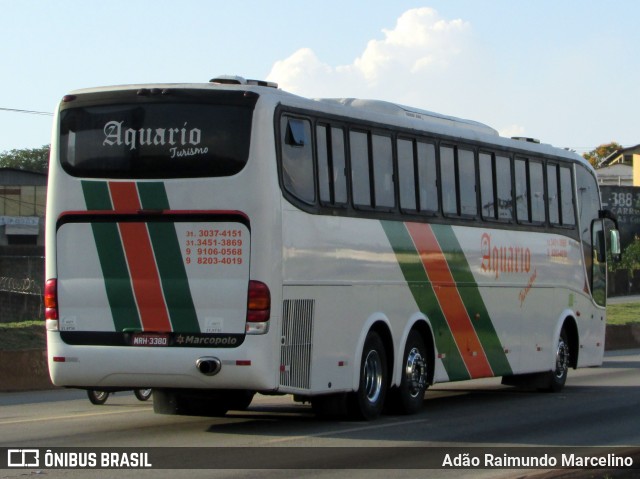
599 209 621 262
596 230 606 263
610 229 621 261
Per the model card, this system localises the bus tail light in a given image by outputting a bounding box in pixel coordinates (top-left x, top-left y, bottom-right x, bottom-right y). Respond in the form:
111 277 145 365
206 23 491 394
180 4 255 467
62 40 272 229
44 279 60 330
246 280 270 335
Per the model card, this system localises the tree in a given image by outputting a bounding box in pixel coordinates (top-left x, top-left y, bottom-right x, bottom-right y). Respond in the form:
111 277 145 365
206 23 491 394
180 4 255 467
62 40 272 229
610 237 640 273
582 141 622 168
0 145 50 174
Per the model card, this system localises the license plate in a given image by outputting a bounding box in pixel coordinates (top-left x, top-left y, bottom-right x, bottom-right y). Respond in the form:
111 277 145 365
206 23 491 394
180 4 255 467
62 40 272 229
130 332 170 347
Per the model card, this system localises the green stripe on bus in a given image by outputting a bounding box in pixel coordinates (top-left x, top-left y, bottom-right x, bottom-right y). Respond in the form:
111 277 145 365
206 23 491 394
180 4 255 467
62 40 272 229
431 225 513 376
381 220 470 380
136 182 170 210
81 181 141 331
81 180 112 210
137 182 201 333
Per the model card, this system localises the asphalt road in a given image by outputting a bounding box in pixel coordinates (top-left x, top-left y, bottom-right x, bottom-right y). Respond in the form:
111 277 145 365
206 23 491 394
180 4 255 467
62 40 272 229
1 349 639 479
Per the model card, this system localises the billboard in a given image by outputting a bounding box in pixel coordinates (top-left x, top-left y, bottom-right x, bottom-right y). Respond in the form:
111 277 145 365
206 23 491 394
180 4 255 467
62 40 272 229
600 186 640 248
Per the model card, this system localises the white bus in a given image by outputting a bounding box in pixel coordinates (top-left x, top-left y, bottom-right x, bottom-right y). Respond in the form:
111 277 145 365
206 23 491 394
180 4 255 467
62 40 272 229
45 76 619 419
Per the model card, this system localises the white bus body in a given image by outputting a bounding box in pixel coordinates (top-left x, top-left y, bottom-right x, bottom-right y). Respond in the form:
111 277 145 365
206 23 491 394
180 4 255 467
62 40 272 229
45 77 618 419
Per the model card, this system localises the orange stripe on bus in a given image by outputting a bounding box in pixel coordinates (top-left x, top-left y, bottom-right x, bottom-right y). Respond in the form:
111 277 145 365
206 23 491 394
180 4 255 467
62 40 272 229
109 182 172 332
406 222 493 378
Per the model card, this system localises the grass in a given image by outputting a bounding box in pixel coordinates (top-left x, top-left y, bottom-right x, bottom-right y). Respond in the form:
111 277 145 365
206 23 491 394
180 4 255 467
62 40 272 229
0 303 638 351
606 302 640 326
0 320 46 351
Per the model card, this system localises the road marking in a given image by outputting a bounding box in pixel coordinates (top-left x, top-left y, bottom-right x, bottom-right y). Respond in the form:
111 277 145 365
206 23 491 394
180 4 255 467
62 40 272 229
263 417 433 445
0 407 151 426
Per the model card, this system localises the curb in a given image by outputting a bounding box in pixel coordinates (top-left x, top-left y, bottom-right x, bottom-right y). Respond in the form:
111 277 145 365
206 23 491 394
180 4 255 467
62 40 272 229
2 325 640 393
604 323 640 351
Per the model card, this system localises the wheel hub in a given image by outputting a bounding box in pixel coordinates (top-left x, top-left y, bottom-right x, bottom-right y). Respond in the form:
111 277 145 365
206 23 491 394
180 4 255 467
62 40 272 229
405 347 427 398
364 350 383 403
555 338 569 380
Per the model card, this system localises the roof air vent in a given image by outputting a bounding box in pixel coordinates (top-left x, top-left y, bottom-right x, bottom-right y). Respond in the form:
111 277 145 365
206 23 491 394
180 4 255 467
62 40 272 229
246 79 278 89
511 137 540 144
210 75 247 85
210 75 278 89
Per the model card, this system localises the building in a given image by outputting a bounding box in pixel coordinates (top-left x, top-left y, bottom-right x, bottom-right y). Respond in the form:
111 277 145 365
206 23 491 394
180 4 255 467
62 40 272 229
596 144 640 186
596 163 633 186
0 167 46 247
0 167 46 321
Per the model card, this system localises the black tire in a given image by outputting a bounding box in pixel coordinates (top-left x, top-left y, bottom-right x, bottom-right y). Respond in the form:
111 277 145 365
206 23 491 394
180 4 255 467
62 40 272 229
546 327 570 392
502 328 571 392
311 393 348 418
225 390 255 411
134 389 152 401
390 330 428 415
87 390 109 405
152 389 252 416
348 331 388 420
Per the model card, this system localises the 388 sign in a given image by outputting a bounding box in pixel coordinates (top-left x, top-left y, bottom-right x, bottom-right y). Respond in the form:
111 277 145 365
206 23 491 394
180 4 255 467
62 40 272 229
600 186 640 247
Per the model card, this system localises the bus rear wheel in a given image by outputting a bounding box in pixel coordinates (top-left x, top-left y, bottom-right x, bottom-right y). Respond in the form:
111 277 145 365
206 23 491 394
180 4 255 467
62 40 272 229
348 331 388 420
134 388 152 401
388 330 428 415
87 390 109 405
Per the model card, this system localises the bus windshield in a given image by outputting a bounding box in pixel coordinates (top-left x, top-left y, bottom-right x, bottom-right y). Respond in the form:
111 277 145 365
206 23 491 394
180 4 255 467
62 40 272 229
59 94 257 179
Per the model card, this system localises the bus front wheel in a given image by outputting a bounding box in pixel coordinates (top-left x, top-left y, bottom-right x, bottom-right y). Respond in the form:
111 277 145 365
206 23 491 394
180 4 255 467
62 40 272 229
348 331 388 420
503 327 571 392
545 327 570 392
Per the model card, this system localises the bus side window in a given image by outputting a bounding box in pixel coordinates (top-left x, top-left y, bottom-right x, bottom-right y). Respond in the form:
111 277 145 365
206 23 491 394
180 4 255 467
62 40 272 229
496 155 513 220
440 146 457 215
530 160 545 223
440 145 476 217
317 124 331 203
372 134 394 209
397 138 417 211
285 118 306 147
547 164 560 224
281 116 315 204
559 166 576 226
317 124 348 206
479 152 496 219
331 127 347 205
515 158 530 222
417 142 438 213
458 148 477 216
350 130 371 207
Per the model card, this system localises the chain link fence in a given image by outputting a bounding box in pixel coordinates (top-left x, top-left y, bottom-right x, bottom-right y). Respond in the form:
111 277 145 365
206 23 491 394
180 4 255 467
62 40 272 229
0 255 44 322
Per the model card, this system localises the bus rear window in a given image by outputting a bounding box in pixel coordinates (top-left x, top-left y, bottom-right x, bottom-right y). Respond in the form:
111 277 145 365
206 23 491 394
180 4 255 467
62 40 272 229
59 102 255 179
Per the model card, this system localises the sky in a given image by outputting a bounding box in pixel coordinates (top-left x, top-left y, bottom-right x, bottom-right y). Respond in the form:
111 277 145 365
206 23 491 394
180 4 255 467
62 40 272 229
1 0 638 155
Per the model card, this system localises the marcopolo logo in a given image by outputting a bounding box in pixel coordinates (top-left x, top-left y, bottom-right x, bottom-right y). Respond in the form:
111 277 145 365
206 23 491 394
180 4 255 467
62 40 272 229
175 334 238 347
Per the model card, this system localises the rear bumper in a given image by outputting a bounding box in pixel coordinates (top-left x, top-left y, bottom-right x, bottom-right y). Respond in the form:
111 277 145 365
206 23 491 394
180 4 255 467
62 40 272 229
46 331 278 391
